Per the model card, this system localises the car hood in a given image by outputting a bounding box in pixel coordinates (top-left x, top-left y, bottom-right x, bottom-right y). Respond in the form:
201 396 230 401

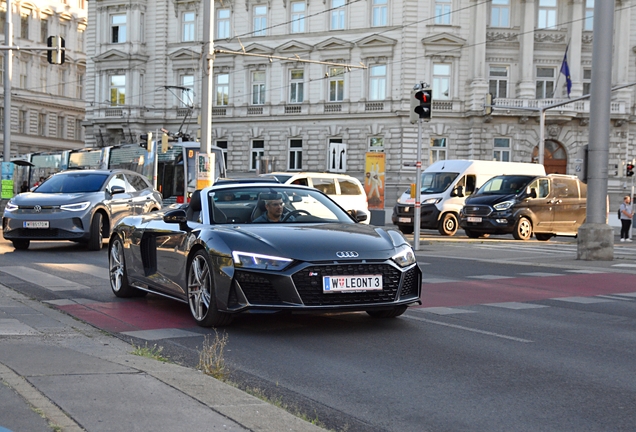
10 192 102 206
465 193 517 206
214 223 409 262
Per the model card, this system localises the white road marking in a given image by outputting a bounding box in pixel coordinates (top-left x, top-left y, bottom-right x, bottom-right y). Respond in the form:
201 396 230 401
39 263 110 280
405 315 533 343
413 307 475 315
550 296 614 304
422 278 460 284
518 272 563 277
612 264 636 268
596 295 635 301
0 266 90 291
564 270 607 274
484 302 548 310
466 275 515 280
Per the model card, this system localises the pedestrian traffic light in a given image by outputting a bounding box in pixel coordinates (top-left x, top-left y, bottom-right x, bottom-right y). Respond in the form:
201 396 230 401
627 163 634 177
139 132 153 151
46 36 65 65
161 133 169 153
409 87 432 124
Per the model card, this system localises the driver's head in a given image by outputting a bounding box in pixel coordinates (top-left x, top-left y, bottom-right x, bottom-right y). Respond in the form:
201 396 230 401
265 198 285 219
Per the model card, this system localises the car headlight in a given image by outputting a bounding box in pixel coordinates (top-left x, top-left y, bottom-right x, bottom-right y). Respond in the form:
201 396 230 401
422 198 442 205
232 251 292 271
4 201 18 212
391 245 416 268
60 201 91 212
493 200 514 211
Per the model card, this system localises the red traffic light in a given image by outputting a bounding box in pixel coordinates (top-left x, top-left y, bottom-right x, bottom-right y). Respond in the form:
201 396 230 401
413 89 432 120
415 90 430 103
627 164 634 176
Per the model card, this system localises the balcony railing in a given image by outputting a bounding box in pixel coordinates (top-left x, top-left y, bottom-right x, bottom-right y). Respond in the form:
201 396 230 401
494 97 627 115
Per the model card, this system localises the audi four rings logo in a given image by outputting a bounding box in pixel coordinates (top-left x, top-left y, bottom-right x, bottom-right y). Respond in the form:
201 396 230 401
336 251 359 258
34 205 42 213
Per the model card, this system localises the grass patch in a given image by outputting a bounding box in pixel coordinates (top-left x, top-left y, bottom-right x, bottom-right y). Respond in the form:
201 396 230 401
197 330 228 380
131 342 169 362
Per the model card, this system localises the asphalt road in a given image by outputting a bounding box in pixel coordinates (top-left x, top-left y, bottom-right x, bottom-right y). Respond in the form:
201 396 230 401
2 236 636 431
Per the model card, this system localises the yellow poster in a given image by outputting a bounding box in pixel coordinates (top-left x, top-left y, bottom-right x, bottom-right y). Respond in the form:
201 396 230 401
364 152 385 210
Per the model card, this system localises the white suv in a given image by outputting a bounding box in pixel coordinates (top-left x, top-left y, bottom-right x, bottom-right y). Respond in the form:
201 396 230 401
260 172 370 224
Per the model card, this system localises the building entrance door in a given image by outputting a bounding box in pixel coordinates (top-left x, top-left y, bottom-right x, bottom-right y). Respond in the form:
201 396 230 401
533 140 567 174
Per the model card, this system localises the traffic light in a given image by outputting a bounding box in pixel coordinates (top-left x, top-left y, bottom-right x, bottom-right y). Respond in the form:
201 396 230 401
409 87 432 124
140 133 153 151
161 133 169 153
627 163 634 177
46 36 65 65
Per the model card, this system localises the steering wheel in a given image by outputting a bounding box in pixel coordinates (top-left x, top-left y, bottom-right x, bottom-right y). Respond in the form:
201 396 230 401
282 209 311 222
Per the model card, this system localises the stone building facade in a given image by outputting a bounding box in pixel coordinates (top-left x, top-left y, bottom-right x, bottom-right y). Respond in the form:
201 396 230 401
85 0 635 209
0 0 87 157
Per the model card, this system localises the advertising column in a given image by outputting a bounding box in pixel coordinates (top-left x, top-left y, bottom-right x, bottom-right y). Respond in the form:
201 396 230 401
364 152 385 214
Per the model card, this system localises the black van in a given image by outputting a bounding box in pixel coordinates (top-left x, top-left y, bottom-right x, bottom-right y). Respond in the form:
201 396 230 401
459 174 587 241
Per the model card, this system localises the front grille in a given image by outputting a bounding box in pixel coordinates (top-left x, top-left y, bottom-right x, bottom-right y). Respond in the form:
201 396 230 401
234 270 281 305
397 205 412 214
17 206 59 214
400 267 420 298
10 228 83 239
462 205 492 217
292 263 402 306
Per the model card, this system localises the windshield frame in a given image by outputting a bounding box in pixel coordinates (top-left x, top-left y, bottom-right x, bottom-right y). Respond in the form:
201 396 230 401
34 172 109 194
475 175 536 196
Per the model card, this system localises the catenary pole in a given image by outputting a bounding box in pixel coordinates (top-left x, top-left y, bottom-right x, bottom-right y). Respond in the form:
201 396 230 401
199 0 214 187
3 0 12 162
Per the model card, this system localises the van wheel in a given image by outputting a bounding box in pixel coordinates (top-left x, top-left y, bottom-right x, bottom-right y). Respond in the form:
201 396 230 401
464 229 481 239
535 233 553 241
438 213 458 236
12 240 30 250
398 225 414 235
513 217 532 241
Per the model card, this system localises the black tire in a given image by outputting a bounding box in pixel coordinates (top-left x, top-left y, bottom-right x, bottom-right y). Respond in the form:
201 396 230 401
87 212 104 251
438 213 458 236
188 251 233 327
12 239 30 250
535 233 553 241
464 229 481 239
366 306 408 318
398 225 414 235
513 217 532 241
109 237 146 297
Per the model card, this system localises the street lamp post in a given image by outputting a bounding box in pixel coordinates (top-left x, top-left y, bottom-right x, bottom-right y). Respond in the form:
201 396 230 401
3 0 12 162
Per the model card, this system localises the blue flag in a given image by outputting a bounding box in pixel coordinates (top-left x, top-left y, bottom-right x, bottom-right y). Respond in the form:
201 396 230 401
560 46 572 98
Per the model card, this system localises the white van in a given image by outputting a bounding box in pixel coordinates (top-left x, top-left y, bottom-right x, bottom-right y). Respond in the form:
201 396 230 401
391 160 546 236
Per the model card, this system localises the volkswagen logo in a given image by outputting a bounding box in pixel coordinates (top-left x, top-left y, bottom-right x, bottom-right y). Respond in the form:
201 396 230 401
34 205 42 213
336 251 359 258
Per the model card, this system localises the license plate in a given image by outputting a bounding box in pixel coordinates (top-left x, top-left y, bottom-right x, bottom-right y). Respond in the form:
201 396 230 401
23 221 49 229
323 275 383 293
398 217 411 223
467 217 482 223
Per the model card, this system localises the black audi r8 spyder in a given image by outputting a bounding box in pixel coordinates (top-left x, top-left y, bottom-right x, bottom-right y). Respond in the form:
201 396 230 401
108 183 422 327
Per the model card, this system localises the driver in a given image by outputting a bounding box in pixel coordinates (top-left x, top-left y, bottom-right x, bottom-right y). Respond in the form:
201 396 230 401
253 198 295 223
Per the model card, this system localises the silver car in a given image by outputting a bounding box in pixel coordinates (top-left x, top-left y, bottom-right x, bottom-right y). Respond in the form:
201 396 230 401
2 169 162 251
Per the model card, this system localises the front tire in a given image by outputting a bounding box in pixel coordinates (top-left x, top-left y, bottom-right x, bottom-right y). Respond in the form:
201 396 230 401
366 306 408 318
438 213 458 236
188 251 233 327
513 217 532 241
109 237 146 297
535 233 553 241
12 239 30 250
398 225 414 235
87 212 104 251
464 229 481 239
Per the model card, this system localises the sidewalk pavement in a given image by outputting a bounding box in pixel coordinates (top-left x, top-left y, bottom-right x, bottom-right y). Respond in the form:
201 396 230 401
0 283 325 432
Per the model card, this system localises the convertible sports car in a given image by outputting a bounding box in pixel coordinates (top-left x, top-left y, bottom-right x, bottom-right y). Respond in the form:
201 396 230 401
108 183 422 327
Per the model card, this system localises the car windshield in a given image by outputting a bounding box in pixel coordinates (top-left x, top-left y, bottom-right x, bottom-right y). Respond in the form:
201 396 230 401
261 174 292 183
209 186 355 224
476 175 534 195
418 172 459 194
34 173 109 193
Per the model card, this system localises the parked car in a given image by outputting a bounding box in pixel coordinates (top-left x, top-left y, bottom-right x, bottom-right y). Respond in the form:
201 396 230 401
459 174 587 240
108 183 421 327
260 172 370 224
2 169 162 250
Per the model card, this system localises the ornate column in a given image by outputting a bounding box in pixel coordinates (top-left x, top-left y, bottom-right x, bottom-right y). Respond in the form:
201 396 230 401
569 0 584 97
614 0 631 103
467 0 489 111
517 0 536 98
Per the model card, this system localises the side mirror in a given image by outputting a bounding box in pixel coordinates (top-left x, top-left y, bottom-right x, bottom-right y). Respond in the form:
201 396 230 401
110 185 126 195
164 208 188 226
348 209 369 223
528 188 537 199
453 185 464 198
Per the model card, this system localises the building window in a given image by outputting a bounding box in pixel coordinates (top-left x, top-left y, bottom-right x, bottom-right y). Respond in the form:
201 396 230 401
19 61 27 88
369 137 384 152
583 69 592 95
490 0 509 27
489 66 508 98
253 5 267 36
493 138 510 162
331 0 346 30
57 116 65 139
430 138 447 163
0 108 3 131
217 9 230 39
215 73 229 106
433 63 451 100
289 69 304 103
369 65 386 100
75 119 82 141
372 0 387 27
110 74 126 105
0 10 4 34
216 140 228 167
18 110 27 134
435 0 451 25
535 67 555 99
111 14 126 43
60 22 68 40
180 75 194 107
328 67 345 102
182 12 195 42
0 55 4 83
585 0 594 31
40 18 48 43
538 0 557 29
251 140 265 171
289 139 303 170
291 2 306 33
251 71 266 105
38 113 47 136
76 73 84 99
20 13 29 39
